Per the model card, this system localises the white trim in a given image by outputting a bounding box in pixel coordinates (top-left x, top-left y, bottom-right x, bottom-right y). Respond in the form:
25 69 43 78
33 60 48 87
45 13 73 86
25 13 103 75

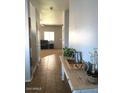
25 61 40 83
25 79 31 82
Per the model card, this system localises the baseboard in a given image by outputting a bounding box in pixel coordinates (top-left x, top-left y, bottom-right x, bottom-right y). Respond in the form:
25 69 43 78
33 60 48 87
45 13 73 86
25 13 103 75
25 79 31 82
25 61 40 83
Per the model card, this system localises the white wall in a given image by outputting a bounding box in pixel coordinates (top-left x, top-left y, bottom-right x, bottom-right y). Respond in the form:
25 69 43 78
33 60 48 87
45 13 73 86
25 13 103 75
69 0 98 61
63 10 69 48
30 2 41 63
29 2 37 62
25 1 41 81
35 9 41 62
25 0 31 81
30 0 41 63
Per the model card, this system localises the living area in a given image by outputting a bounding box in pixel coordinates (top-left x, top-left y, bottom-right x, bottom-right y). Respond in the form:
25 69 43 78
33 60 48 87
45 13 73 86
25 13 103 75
40 25 63 50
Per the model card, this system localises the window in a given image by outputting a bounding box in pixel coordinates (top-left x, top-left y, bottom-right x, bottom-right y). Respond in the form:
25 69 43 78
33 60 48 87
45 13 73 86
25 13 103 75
44 32 54 41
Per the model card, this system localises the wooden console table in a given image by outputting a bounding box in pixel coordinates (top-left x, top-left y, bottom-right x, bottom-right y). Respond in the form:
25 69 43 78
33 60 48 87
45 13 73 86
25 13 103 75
59 56 98 93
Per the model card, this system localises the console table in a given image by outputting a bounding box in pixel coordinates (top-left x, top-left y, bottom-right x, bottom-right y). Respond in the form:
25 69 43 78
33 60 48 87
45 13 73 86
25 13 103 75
59 56 98 93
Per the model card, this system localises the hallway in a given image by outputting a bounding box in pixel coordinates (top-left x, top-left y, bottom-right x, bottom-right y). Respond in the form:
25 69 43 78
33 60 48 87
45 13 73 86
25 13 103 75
25 53 71 93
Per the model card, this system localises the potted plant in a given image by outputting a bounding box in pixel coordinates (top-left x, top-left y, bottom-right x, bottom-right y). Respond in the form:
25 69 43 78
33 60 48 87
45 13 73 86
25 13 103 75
63 47 76 63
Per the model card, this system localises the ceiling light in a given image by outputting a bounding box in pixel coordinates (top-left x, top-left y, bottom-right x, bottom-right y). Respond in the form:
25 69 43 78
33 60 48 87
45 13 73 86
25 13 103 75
50 6 53 10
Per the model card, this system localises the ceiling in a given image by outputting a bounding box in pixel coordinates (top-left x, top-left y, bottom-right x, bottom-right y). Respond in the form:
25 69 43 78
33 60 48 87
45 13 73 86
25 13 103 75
31 0 69 25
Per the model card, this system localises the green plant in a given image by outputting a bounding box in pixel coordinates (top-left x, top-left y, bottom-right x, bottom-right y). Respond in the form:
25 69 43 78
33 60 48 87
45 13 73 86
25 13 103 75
63 47 76 57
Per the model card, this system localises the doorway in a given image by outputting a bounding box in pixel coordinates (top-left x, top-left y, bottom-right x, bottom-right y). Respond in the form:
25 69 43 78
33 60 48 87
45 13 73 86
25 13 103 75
40 25 63 58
